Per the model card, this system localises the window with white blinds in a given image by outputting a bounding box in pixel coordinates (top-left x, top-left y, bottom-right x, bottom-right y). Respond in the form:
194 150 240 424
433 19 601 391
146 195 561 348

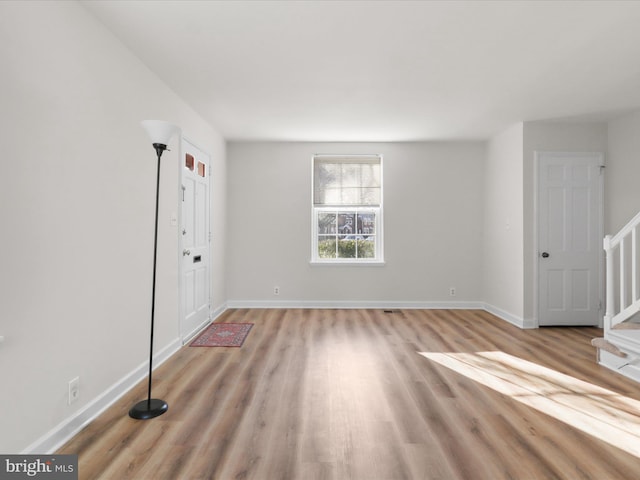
313 155 381 206
312 155 383 263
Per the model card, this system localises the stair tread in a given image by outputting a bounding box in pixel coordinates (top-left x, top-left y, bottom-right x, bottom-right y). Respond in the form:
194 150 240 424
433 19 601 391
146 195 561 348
612 321 640 330
591 337 628 357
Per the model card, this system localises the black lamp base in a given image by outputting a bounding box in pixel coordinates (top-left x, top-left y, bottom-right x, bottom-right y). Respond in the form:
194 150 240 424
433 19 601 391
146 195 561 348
129 399 168 420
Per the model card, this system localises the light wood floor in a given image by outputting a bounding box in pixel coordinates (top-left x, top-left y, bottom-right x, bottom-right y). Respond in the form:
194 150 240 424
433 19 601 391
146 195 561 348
58 309 640 479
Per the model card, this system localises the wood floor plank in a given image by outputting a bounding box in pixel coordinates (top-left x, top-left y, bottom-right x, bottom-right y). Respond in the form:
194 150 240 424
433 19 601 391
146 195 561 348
57 309 640 479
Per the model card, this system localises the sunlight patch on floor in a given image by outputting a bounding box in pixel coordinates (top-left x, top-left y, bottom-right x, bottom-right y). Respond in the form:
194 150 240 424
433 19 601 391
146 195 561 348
418 351 640 458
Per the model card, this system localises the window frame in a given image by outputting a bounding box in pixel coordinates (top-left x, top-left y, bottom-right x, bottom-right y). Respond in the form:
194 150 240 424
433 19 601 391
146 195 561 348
311 154 384 265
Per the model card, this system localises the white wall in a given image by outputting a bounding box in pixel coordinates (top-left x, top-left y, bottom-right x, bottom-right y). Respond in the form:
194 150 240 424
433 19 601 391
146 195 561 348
0 1 226 453
606 110 640 234
483 124 525 324
227 141 485 306
483 121 610 327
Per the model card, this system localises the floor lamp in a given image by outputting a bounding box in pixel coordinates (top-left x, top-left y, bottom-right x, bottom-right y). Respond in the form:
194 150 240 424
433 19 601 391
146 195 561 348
129 120 180 420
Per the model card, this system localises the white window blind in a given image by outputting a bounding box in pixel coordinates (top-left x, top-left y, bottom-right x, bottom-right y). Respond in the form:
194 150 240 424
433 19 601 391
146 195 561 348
313 155 381 206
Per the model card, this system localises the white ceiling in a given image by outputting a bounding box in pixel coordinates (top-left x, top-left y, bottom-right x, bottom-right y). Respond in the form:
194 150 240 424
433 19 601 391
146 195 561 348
82 0 640 142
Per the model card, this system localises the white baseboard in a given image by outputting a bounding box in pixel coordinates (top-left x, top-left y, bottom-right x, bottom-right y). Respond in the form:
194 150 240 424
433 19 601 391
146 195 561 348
181 304 229 344
181 319 212 345
23 337 182 455
227 301 530 331
211 303 227 321
226 300 484 310
482 303 531 329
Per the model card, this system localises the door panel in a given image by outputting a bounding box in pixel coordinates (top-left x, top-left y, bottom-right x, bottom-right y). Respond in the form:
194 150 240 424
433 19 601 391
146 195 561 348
537 152 602 326
573 270 590 309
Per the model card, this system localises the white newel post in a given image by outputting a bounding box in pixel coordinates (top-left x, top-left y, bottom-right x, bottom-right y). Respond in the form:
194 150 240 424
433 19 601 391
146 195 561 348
633 227 638 304
604 234 614 331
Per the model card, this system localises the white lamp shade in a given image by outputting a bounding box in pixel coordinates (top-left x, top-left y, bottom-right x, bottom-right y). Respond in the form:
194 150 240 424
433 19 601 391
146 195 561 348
141 120 180 146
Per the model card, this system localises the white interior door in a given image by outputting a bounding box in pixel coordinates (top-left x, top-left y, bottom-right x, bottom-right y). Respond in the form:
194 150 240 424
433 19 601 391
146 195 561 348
537 152 603 326
180 139 211 342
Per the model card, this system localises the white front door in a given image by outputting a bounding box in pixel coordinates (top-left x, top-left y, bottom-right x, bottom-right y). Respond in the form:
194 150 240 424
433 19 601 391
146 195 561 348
180 139 211 342
537 152 603 326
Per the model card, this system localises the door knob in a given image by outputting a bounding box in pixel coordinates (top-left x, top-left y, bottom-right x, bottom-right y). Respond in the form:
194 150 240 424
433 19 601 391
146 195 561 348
541 252 550 258
183 249 191 256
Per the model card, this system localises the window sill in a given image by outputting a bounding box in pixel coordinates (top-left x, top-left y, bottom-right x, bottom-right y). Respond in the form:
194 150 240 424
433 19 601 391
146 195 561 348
309 260 386 267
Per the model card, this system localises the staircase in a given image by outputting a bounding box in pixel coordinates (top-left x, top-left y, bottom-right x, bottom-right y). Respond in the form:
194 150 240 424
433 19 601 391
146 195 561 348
596 211 640 382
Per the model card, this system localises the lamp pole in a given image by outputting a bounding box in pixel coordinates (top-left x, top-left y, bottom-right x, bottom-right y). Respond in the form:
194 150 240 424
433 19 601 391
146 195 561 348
129 121 179 420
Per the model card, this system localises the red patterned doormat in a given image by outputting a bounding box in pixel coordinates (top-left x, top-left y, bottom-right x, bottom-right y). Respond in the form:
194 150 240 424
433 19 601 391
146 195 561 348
189 323 253 347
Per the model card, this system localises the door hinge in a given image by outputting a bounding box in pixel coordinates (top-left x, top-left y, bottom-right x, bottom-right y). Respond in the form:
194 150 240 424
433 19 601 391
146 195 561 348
599 165 606 175
181 185 186 201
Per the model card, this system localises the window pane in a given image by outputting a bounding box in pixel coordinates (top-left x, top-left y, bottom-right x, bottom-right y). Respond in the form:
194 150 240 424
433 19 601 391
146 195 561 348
338 213 356 235
358 238 375 258
313 207 380 261
317 236 336 258
185 153 195 171
318 212 337 234
357 213 376 235
337 237 357 258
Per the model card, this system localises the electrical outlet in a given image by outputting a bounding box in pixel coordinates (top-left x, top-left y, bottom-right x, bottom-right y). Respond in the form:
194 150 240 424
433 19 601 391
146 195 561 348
274 286 280 295
449 287 456 296
68 377 79 405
